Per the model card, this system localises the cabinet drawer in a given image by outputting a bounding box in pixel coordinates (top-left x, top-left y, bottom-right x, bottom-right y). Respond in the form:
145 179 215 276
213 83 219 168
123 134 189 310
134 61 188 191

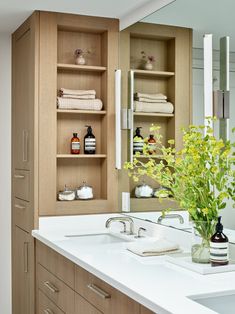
13 198 32 232
75 266 139 314
38 290 64 314
36 241 75 289
37 264 74 314
140 306 155 314
13 170 30 201
75 292 102 314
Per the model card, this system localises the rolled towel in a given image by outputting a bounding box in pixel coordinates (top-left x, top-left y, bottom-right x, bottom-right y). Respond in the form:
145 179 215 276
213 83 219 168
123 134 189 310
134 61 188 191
60 88 96 96
61 94 95 100
135 97 167 103
134 101 174 114
57 97 103 111
134 92 167 100
126 239 180 257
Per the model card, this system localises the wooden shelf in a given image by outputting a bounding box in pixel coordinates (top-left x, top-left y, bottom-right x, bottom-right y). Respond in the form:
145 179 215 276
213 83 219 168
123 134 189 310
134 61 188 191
134 155 163 159
57 63 107 72
132 69 175 78
130 197 180 212
57 109 106 115
134 112 174 117
57 154 107 159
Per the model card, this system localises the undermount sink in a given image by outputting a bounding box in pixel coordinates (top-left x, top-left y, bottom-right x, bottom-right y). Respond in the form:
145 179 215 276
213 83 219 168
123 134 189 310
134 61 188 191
63 233 129 245
189 291 235 314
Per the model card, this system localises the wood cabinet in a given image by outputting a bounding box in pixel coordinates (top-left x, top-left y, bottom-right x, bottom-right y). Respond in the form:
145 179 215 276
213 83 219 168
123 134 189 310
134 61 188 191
36 240 155 314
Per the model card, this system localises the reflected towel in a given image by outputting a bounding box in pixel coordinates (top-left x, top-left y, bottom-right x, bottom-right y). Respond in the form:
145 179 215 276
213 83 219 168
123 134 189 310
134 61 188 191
57 97 103 111
60 88 96 96
126 239 180 257
61 94 95 100
135 97 167 103
134 101 174 113
134 92 167 100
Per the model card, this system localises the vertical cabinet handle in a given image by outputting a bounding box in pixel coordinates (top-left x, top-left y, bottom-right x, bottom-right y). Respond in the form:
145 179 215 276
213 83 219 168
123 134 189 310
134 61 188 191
44 281 59 293
23 130 29 162
44 309 54 314
24 242 28 273
15 204 26 210
115 69 122 170
87 283 111 299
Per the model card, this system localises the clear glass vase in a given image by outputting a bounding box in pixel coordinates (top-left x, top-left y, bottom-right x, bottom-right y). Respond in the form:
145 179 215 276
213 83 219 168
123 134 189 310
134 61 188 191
191 221 216 264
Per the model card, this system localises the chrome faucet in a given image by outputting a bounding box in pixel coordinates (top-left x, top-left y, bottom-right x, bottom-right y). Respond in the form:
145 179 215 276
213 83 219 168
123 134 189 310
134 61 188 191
105 217 135 235
157 214 184 224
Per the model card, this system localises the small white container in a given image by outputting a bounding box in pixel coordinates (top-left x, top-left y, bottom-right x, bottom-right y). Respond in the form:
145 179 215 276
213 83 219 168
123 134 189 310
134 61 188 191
76 181 93 200
135 183 153 198
58 185 76 201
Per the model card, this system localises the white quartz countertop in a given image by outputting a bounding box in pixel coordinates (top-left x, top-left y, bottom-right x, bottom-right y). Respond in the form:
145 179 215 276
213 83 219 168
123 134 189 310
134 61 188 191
32 214 235 314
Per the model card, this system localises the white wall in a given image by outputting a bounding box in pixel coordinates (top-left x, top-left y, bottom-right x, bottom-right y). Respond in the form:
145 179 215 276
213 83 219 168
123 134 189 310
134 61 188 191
0 33 12 314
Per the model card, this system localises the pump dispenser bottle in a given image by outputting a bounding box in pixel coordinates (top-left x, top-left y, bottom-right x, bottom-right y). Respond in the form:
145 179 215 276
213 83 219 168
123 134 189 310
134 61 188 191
210 216 229 266
133 127 144 154
84 125 96 154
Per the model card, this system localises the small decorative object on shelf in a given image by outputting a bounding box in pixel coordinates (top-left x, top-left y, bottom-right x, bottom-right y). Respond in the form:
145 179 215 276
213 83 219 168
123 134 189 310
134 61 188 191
74 48 91 65
141 51 155 70
125 118 235 264
154 186 171 198
210 217 229 266
133 127 144 154
58 185 76 201
84 125 96 154
135 182 153 198
76 181 93 200
148 134 156 154
71 133 80 154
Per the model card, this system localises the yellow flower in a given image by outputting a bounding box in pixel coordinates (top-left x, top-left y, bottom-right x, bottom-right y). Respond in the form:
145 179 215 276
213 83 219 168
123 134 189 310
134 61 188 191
202 208 209 215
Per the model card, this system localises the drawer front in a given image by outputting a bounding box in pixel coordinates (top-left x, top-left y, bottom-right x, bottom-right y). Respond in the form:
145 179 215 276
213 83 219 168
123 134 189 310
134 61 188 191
13 198 31 232
38 290 64 314
140 306 155 314
13 170 30 201
75 266 139 314
75 292 103 314
36 241 74 289
37 264 74 314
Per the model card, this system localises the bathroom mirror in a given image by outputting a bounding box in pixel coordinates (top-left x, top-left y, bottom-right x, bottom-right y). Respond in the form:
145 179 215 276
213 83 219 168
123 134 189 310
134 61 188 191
120 0 235 232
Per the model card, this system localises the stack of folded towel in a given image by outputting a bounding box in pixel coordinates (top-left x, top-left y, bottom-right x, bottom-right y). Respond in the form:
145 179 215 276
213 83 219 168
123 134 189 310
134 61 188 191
126 238 180 257
57 88 103 111
134 92 174 114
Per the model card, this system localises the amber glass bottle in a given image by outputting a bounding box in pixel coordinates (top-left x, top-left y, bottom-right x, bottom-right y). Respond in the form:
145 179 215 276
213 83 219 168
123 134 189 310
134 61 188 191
71 133 80 154
148 134 156 155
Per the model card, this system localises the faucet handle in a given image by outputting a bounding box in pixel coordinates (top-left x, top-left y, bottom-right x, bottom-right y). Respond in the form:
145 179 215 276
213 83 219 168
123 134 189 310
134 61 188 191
135 227 146 238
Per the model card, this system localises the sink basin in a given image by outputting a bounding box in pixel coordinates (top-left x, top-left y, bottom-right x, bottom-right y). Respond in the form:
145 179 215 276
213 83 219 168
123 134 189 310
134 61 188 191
63 233 129 245
189 291 235 314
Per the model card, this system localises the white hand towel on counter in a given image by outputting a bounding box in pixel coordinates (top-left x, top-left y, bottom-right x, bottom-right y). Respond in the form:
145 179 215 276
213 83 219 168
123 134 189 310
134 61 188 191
60 88 96 96
57 97 103 111
134 92 167 100
134 101 174 114
126 239 180 257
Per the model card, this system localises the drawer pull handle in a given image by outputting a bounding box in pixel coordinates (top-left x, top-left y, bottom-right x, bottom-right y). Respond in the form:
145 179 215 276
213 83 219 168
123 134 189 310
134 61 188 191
24 242 28 273
14 174 25 179
15 204 26 210
44 309 54 314
87 283 111 299
44 281 59 293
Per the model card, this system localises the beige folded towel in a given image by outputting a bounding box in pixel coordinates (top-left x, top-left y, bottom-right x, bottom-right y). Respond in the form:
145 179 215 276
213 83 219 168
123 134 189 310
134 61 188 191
62 94 95 100
60 88 96 96
57 97 103 111
136 97 167 103
127 239 180 257
134 93 167 100
134 101 174 114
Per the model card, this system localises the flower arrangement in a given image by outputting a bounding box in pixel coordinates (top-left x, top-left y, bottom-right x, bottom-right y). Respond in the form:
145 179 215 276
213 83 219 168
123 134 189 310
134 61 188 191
141 51 155 64
74 48 91 58
124 118 235 261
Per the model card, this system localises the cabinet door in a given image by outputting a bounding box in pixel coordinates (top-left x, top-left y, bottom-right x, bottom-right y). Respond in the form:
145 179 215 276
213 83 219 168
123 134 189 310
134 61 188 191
12 226 31 314
140 306 156 314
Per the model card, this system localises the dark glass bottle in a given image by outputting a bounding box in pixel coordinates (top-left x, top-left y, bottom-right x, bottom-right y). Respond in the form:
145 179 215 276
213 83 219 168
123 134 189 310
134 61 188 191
148 134 156 155
84 125 96 154
210 216 229 266
133 127 144 154
71 133 80 154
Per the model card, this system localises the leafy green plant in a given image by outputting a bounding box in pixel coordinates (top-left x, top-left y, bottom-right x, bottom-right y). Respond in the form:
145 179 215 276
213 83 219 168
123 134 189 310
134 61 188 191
124 118 235 240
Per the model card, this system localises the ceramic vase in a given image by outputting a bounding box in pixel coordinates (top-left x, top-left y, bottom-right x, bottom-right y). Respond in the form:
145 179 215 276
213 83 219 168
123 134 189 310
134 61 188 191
144 60 153 70
75 55 86 65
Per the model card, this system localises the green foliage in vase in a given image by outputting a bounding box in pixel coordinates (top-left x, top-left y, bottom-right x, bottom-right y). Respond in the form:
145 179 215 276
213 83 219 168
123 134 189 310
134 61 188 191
124 118 235 229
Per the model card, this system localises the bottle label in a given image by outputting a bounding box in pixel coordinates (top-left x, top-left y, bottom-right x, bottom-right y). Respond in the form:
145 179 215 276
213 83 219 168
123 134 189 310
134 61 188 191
133 140 144 153
85 138 96 151
148 143 156 151
210 241 229 263
72 142 80 150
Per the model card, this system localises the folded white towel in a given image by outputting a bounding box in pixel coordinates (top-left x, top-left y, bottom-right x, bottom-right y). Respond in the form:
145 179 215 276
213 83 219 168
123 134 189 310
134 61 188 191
134 93 167 100
57 97 103 111
135 97 167 103
134 101 174 114
127 239 180 257
61 94 96 100
60 88 96 96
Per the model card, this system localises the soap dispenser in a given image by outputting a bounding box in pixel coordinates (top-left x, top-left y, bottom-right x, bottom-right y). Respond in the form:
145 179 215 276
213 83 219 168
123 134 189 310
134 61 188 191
133 127 144 154
84 125 96 154
210 216 229 266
